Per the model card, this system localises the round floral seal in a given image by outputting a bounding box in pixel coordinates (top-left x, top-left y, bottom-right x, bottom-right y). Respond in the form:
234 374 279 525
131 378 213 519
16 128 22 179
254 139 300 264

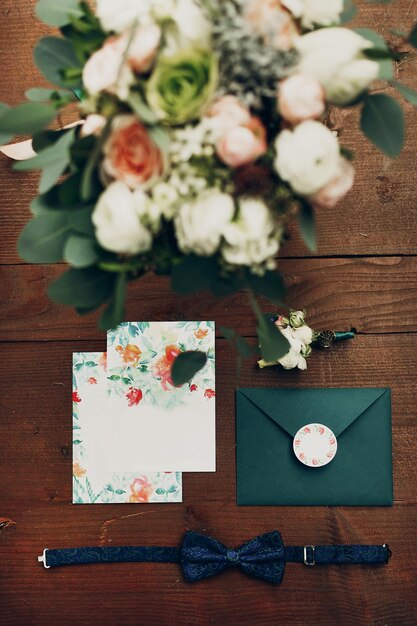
293 423 337 467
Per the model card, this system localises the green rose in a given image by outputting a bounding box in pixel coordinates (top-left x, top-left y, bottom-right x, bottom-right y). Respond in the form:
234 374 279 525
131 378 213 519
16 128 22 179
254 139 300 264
147 49 218 125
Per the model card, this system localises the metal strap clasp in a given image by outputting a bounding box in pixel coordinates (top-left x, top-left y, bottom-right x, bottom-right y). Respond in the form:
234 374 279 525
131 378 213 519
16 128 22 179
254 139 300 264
37 548 50 569
303 545 315 566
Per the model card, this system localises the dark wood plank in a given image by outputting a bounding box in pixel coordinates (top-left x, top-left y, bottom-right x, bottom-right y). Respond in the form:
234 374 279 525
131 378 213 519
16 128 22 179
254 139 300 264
1 257 417 341
0 337 416 625
1 3 417 262
0 336 416 506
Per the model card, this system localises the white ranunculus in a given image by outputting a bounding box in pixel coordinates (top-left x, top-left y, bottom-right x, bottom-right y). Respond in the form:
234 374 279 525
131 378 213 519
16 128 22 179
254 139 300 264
295 28 380 105
96 0 152 33
284 0 343 29
92 182 152 254
174 189 235 256
278 326 307 370
292 324 314 346
82 37 134 100
274 121 340 196
222 198 281 267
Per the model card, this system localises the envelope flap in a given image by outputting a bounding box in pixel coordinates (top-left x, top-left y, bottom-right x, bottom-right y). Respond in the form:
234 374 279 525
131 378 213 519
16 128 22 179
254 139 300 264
237 388 390 438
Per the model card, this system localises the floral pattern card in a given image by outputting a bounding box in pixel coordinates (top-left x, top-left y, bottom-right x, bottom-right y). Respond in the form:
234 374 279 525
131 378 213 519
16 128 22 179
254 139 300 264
106 321 216 472
72 352 182 504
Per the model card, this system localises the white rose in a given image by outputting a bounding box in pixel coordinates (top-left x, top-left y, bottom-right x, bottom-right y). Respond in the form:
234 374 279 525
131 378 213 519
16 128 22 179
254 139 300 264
222 198 281 267
310 156 355 209
278 73 325 125
292 324 314 346
82 37 134 100
284 0 343 29
295 28 380 105
274 121 340 196
92 182 152 254
96 0 152 33
174 189 235 256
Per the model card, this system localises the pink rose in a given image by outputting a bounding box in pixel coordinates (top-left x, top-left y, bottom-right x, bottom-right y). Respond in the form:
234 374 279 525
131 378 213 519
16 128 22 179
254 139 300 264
310 157 355 209
102 115 164 189
244 0 299 50
125 23 161 73
216 117 267 168
278 73 325 125
208 96 251 132
82 37 133 100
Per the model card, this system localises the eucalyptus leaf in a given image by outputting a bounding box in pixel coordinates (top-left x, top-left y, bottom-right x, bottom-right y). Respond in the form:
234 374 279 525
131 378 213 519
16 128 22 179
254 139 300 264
25 87 74 103
171 351 208 386
171 255 218 294
34 36 82 88
67 206 95 236
246 271 285 305
99 272 128 331
257 313 290 363
48 267 115 309
391 80 417 105
64 234 99 268
297 202 316 252
355 28 393 80
340 0 357 23
0 102 56 135
0 103 14 143
128 92 159 125
36 0 84 27
360 93 404 158
18 213 71 263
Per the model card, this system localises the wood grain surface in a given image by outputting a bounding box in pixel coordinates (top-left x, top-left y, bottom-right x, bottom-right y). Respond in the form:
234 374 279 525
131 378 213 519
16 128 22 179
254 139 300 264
1 1 417 625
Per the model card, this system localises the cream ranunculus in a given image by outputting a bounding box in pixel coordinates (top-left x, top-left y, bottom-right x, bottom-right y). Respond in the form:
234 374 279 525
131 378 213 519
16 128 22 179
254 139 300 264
221 198 282 268
82 37 134 101
174 189 235 256
295 28 380 105
274 121 340 196
278 73 325 125
92 182 153 254
292 324 314 346
169 0 212 50
277 326 307 370
96 0 152 33
283 0 343 29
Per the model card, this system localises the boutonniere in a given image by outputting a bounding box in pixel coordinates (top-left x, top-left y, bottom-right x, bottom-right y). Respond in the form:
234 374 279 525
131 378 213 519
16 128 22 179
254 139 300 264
258 310 355 371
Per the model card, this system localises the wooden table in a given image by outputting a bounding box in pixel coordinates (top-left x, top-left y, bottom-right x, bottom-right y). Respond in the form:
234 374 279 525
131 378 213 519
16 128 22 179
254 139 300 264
1 2 417 624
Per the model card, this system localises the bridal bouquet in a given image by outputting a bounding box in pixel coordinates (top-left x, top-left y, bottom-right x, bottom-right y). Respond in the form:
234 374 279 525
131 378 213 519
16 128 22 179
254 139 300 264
1 0 415 374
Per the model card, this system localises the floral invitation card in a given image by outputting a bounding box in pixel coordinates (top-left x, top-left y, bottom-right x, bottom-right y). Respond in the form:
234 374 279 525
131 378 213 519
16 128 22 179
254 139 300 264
72 352 182 504
106 321 216 472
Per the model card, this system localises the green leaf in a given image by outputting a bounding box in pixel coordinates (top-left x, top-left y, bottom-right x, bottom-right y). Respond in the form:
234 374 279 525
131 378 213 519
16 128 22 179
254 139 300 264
67 206 95 237
0 103 13 143
34 36 81 88
73 439 82 445
155 488 166 495
340 0 357 23
64 234 99 268
26 87 74 103
127 92 159 125
246 271 285 305
99 272 127 331
36 0 83 27
171 255 243 297
171 351 208 386
108 375 121 381
297 202 316 252
408 23 417 48
0 102 56 135
355 28 393 80
18 213 70 263
114 489 126 495
48 267 115 309
148 126 170 153
391 80 417 105
235 335 256 359
360 93 405 158
249 293 290 362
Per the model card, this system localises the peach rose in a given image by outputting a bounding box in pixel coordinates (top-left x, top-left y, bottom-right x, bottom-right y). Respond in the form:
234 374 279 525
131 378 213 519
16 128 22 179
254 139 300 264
278 73 325 125
82 37 134 101
102 115 164 189
216 117 267 168
310 156 354 209
208 96 251 132
244 0 299 50
126 23 161 73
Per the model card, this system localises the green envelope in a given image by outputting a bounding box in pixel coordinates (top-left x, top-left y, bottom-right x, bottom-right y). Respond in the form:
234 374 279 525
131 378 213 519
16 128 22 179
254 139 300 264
236 388 393 506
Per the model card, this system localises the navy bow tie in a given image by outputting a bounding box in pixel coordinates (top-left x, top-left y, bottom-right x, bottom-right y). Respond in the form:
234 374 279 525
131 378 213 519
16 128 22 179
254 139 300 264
38 531 391 584
181 530 286 583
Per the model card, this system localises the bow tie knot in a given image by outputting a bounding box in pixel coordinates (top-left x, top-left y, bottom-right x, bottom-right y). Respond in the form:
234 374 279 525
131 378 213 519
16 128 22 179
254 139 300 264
181 530 286 584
